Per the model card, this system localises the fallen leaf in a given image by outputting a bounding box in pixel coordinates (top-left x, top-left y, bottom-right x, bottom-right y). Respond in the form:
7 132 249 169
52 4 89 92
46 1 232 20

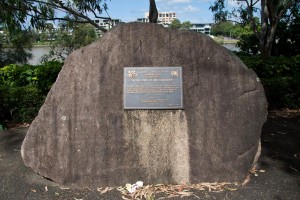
31 189 36 193
225 187 238 191
177 191 193 196
242 175 250 186
249 168 257 174
100 187 112 194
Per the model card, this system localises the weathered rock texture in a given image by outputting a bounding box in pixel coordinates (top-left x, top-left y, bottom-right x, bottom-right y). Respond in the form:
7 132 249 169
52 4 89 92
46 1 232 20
21 23 267 187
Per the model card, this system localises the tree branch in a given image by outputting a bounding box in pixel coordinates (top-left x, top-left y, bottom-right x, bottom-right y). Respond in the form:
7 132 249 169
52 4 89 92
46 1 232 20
277 0 297 19
240 0 260 39
24 0 109 32
53 0 107 32
253 0 260 6
79 1 111 20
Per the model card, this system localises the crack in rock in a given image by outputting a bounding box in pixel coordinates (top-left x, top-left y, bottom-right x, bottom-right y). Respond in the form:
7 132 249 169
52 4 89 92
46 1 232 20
239 88 258 98
237 144 257 159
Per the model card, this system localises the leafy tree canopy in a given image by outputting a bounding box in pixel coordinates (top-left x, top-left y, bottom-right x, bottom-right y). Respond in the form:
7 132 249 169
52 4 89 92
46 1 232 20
169 19 192 30
211 21 235 36
41 23 97 62
209 0 299 59
169 19 181 29
0 0 110 33
0 29 33 67
0 0 110 66
181 21 192 30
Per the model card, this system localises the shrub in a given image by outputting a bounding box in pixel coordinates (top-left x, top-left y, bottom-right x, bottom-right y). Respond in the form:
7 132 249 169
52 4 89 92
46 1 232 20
236 34 260 55
0 85 43 122
238 55 300 78
237 55 300 109
36 61 63 94
0 61 62 123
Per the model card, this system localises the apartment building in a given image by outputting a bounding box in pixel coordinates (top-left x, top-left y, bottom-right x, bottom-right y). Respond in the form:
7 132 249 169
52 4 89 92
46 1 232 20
158 11 176 27
190 23 213 35
137 18 149 23
141 11 176 27
93 18 123 34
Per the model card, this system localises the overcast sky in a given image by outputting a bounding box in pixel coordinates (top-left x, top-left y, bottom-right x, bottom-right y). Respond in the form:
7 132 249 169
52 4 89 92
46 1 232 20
105 0 239 23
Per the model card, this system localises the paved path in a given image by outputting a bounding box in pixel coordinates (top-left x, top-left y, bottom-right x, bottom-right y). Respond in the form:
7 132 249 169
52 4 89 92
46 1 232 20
0 111 299 199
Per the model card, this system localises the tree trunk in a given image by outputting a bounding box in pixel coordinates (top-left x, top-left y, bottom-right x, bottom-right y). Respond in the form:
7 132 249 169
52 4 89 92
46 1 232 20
260 0 271 59
260 0 279 59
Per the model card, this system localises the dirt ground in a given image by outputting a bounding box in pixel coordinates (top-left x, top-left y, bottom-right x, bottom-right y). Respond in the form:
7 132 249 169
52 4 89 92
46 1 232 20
0 110 299 200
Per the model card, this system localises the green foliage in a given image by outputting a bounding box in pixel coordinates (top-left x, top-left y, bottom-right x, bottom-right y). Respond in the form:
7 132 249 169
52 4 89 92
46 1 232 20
0 29 33 67
0 85 44 122
209 0 299 58
181 21 192 30
36 61 64 94
239 55 300 78
0 0 53 33
169 19 182 29
209 0 229 23
238 54 300 109
1 0 108 69
211 22 255 43
236 33 260 55
272 4 300 56
0 64 37 87
0 61 63 122
169 19 192 30
0 0 109 33
262 77 300 109
230 24 255 39
211 21 234 37
41 24 98 61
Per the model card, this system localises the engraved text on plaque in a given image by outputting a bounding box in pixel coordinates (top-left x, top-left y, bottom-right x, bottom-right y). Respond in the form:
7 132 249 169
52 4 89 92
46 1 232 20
124 67 183 109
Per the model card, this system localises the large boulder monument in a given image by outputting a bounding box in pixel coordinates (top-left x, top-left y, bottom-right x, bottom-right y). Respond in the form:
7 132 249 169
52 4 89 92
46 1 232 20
21 23 267 187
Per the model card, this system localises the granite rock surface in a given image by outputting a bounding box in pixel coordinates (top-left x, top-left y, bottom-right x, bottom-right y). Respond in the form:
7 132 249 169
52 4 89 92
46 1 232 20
21 23 267 187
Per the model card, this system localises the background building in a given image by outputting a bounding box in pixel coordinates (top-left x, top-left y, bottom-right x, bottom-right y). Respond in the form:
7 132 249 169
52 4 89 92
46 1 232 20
94 19 123 30
137 18 149 23
143 11 176 27
93 19 123 36
157 12 176 27
95 14 213 36
190 23 213 35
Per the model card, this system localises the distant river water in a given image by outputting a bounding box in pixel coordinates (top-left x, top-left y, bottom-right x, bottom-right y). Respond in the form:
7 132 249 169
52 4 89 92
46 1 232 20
222 43 240 52
28 44 239 65
28 46 52 65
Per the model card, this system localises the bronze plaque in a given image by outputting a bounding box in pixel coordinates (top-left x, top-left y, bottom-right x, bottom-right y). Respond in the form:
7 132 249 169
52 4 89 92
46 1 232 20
124 67 183 109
